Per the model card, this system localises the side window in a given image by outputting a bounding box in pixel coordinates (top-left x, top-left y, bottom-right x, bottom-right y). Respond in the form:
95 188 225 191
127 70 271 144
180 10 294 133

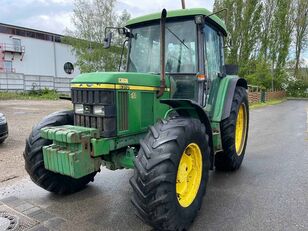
4 60 12 72
204 25 221 80
12 38 21 52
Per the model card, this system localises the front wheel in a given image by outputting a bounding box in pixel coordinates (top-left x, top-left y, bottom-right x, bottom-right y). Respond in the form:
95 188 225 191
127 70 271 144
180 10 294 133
23 111 97 194
130 117 210 231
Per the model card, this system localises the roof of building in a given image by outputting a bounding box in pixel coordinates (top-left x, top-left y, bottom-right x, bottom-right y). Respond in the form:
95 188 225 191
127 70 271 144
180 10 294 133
0 22 63 42
126 8 227 35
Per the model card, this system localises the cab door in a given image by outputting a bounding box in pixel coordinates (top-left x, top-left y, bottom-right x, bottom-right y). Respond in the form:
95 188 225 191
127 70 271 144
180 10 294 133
203 23 224 117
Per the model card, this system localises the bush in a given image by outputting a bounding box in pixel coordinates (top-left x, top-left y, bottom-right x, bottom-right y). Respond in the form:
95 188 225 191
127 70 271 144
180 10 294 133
245 61 273 90
0 88 61 100
285 79 308 97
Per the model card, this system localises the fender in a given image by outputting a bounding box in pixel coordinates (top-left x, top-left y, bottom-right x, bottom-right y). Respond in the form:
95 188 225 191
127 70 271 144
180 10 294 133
221 77 247 120
211 76 248 122
160 99 214 168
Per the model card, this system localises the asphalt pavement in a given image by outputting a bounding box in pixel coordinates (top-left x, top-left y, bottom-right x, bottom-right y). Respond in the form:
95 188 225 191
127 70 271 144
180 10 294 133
0 100 307 231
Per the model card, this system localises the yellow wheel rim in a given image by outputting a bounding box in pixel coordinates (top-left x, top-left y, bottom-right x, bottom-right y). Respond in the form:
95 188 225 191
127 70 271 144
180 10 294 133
235 103 247 155
176 143 202 208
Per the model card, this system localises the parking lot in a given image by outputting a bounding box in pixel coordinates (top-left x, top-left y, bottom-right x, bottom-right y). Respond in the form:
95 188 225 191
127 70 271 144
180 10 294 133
0 100 72 186
0 100 307 230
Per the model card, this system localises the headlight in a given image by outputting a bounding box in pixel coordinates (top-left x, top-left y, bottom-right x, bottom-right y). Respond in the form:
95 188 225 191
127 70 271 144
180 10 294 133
93 106 105 116
74 104 84 114
0 116 6 124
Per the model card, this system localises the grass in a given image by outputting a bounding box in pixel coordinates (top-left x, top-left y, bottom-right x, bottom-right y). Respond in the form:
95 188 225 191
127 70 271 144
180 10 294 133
250 99 287 109
0 89 64 100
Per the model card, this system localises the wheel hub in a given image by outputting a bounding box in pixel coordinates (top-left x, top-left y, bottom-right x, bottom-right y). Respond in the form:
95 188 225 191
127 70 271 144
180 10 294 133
176 143 202 208
235 103 247 155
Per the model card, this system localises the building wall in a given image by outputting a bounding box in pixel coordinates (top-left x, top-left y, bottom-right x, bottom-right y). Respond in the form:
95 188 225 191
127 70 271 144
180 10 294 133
0 33 79 78
0 72 73 93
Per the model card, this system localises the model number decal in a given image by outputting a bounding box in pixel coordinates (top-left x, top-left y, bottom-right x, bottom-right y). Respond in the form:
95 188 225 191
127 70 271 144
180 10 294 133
118 78 128 84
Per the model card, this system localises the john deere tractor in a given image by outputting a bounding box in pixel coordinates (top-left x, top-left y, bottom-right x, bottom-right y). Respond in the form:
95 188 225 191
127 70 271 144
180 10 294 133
24 8 249 231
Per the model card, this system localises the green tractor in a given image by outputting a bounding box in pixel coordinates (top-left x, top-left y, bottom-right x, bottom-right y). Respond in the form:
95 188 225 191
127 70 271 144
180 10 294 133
24 7 249 231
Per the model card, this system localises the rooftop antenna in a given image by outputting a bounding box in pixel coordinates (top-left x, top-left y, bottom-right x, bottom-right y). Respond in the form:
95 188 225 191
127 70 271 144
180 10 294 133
181 0 185 9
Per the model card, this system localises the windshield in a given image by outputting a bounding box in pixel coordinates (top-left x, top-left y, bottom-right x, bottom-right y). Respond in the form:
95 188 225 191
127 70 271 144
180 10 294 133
127 20 197 74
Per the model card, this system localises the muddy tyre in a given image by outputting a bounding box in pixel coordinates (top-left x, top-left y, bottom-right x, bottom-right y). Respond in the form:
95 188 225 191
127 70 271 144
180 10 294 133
23 111 97 194
130 117 210 231
215 86 249 171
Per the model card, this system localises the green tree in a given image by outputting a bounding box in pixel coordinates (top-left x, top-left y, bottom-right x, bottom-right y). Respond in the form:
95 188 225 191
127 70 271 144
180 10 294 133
213 0 295 90
293 0 308 79
64 0 130 73
268 0 294 89
259 0 275 61
214 0 263 66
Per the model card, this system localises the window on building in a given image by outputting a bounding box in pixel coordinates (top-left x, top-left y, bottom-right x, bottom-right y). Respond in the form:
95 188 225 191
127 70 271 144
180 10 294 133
4 60 13 72
16 29 26 36
55 36 61 42
12 38 21 52
64 62 74 74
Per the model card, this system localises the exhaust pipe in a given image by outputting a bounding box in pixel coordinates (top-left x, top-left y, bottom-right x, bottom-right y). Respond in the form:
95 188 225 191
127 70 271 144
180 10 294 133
157 9 167 98
181 0 186 9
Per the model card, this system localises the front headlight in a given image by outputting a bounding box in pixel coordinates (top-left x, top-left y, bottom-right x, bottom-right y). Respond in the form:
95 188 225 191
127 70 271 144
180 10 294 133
93 106 105 116
74 104 84 114
0 116 6 124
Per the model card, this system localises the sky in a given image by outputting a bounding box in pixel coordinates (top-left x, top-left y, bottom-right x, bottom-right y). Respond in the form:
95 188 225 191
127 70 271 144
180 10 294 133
0 0 306 64
0 0 214 34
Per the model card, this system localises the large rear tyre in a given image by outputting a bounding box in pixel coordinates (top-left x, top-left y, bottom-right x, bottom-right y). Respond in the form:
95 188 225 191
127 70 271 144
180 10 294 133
130 117 210 231
215 86 249 171
23 111 97 194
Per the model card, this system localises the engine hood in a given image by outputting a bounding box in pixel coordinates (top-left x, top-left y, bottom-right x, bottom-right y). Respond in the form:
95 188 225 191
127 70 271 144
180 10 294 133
71 72 168 88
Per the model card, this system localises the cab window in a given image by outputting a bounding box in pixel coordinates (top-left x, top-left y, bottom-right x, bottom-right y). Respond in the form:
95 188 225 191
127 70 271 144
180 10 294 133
204 24 222 80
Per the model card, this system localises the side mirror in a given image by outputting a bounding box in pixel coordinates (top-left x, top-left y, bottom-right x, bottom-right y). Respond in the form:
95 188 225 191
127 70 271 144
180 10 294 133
118 28 127 35
224 64 239 75
103 32 112 49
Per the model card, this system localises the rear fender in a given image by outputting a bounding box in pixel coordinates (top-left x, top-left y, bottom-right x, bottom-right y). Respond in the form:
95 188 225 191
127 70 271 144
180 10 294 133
221 77 247 120
212 76 248 122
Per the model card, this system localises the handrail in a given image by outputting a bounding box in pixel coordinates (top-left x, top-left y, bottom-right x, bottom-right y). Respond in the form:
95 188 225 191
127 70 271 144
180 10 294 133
0 43 25 53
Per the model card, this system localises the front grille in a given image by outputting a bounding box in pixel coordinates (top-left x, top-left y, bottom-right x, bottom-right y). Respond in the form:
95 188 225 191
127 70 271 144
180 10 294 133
71 88 116 137
118 91 128 131
72 88 114 105
74 114 104 130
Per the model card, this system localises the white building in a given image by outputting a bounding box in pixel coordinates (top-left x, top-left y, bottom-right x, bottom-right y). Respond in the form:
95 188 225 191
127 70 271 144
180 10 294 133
0 23 79 93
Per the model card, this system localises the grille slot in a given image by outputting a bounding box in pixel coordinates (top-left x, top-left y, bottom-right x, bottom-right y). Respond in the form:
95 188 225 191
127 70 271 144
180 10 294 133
118 91 128 131
74 114 104 131
72 88 116 137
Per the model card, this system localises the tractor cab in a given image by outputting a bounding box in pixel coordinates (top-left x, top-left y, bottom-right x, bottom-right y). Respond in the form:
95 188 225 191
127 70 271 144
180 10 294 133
123 8 228 108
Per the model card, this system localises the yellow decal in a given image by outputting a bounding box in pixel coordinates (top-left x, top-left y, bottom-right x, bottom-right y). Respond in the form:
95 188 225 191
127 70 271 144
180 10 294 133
71 83 170 92
118 78 128 84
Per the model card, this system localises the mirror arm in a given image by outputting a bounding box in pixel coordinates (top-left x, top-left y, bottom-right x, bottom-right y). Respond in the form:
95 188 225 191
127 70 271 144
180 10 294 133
118 39 129 71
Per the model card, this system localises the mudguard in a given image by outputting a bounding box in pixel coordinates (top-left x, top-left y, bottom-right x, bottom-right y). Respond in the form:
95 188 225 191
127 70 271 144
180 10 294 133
221 77 247 120
160 99 214 166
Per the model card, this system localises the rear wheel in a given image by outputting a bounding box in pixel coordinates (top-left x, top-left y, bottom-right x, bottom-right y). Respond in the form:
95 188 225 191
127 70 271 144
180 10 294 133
23 111 97 194
215 86 249 171
130 117 210 230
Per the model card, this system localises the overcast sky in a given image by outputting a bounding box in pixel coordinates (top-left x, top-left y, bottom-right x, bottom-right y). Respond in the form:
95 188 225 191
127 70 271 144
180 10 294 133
0 0 214 34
